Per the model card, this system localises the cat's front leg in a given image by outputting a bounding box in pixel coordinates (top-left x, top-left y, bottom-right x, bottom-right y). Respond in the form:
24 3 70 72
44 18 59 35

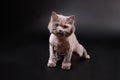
62 50 73 70
47 45 57 68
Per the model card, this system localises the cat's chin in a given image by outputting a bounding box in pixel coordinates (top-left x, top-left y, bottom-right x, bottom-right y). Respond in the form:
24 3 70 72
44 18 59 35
56 33 64 37
54 33 72 38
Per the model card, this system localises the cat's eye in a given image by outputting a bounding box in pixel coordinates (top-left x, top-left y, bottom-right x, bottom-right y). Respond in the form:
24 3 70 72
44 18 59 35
64 25 68 28
55 23 59 27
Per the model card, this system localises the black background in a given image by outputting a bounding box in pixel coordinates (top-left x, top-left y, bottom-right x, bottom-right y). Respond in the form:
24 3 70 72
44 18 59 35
1 0 120 80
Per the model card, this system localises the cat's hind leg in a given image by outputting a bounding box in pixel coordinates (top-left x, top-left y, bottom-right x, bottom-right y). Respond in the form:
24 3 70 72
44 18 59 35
75 44 90 59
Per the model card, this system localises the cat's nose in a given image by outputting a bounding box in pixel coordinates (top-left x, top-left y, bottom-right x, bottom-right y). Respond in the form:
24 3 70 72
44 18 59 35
58 30 62 33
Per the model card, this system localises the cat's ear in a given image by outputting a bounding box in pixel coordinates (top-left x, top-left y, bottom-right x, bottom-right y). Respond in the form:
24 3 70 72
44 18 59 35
67 15 75 24
51 11 58 21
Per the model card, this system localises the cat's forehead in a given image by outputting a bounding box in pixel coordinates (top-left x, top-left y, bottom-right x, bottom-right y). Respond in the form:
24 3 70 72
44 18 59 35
57 15 69 23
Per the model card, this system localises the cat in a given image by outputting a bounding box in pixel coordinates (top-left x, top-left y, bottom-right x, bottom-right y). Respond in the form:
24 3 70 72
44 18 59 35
47 11 90 70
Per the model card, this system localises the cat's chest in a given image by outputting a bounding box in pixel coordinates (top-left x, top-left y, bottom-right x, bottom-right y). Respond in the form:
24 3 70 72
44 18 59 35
53 39 70 55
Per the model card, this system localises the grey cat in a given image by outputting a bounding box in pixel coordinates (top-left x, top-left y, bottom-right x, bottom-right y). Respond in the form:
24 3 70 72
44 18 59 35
47 11 90 70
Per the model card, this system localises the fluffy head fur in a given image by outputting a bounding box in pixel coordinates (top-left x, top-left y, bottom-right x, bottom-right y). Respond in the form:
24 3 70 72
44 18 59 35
48 11 75 37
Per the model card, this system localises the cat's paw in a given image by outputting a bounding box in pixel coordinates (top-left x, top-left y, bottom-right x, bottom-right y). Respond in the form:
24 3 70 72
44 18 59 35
62 63 71 70
47 62 56 68
84 54 90 59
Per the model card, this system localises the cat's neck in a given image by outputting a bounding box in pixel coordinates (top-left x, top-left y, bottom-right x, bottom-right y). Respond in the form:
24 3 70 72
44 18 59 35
54 34 68 41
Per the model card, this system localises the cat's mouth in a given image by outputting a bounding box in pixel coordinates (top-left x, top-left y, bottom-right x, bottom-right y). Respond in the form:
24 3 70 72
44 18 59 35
55 31 72 37
56 32 64 36
52 30 63 36
53 30 72 37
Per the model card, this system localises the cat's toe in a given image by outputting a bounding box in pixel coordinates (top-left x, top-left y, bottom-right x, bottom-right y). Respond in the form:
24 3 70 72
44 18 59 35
62 63 71 70
85 55 90 59
47 62 56 68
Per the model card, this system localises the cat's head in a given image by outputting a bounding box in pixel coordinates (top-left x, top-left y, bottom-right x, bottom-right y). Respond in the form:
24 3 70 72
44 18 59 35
48 11 75 37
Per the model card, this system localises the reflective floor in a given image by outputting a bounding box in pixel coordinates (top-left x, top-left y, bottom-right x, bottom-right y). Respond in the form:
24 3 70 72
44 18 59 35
1 35 120 80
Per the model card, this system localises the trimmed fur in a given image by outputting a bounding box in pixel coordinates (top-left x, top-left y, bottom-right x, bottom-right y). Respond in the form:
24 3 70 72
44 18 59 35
47 11 90 70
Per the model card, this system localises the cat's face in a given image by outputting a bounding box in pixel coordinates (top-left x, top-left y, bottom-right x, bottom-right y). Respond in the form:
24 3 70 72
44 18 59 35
48 11 75 37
